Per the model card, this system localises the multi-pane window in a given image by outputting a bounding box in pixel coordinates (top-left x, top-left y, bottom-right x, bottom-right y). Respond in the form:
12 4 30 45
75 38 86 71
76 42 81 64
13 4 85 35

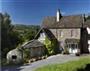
66 43 78 53
66 43 78 49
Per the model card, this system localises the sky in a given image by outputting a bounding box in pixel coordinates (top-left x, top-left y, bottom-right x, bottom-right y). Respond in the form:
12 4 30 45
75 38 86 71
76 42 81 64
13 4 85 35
0 0 90 25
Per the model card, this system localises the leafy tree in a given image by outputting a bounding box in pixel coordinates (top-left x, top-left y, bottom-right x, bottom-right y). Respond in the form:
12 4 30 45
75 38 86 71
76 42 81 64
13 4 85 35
1 13 23 58
0 13 40 59
87 16 90 19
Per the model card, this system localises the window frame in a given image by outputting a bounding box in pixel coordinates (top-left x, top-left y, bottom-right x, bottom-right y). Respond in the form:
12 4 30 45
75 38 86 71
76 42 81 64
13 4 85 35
71 30 74 37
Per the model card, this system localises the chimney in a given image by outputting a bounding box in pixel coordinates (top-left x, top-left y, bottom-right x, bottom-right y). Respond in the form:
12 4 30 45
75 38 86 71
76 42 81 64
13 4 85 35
82 14 86 23
56 9 62 22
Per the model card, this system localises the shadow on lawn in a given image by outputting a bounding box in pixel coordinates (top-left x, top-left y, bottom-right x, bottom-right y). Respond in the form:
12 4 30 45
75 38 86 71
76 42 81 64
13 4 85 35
77 64 90 71
1 64 30 71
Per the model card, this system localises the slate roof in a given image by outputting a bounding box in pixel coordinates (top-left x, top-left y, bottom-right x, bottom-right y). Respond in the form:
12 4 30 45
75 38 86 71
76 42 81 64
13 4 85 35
42 15 84 28
22 40 44 48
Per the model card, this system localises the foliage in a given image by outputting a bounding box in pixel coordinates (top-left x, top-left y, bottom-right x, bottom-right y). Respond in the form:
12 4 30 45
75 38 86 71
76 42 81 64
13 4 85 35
35 57 90 71
1 58 7 66
23 48 31 63
44 37 52 55
1 13 40 58
14 24 40 41
44 37 59 55
87 16 90 20
25 30 35 40
1 13 24 58
51 39 60 54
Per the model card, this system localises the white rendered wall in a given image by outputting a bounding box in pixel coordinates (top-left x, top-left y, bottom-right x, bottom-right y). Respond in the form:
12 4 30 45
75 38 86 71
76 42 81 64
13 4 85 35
38 32 46 43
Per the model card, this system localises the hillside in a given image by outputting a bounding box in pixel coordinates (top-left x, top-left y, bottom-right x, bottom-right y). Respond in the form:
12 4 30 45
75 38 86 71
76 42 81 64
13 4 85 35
13 24 40 41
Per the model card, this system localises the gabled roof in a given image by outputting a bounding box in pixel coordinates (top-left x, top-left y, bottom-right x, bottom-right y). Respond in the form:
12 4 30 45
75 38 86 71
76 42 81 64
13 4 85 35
42 15 83 28
35 28 56 40
22 40 44 48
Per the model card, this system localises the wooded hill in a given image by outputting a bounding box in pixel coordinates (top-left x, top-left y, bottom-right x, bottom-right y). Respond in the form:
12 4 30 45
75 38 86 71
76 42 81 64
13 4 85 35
14 24 40 41
1 13 40 59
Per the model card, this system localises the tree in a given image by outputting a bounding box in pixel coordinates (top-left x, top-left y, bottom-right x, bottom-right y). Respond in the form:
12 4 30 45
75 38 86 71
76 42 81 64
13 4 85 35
1 13 23 58
87 16 90 19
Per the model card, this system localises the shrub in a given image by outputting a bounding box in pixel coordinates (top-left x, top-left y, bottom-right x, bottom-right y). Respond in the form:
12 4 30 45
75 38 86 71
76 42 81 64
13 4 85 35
23 48 30 63
44 37 59 55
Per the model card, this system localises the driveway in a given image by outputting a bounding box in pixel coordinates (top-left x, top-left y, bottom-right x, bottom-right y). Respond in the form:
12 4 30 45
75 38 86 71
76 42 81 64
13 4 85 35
1 54 81 71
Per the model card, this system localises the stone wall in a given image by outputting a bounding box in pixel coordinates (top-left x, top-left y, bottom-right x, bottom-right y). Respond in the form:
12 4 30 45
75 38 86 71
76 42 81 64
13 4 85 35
30 47 45 58
49 28 81 53
49 28 81 41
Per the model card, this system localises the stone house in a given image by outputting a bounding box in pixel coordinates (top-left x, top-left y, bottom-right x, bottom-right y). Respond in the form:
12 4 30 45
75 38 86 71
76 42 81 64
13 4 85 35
22 40 46 58
38 9 90 54
7 40 46 63
35 28 59 55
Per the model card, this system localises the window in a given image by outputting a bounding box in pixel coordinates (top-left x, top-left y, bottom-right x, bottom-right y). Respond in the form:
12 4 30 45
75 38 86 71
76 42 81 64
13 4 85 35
75 31 78 37
71 30 74 37
66 43 78 49
71 44 75 49
12 55 17 59
66 43 78 54
60 30 63 37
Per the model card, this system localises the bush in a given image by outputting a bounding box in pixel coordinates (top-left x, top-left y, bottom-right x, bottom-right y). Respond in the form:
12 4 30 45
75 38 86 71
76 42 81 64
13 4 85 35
44 37 59 55
23 48 30 63
1 58 7 66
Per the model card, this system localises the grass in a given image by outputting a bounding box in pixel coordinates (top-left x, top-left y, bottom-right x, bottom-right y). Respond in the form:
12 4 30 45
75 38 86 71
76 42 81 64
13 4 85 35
35 56 90 71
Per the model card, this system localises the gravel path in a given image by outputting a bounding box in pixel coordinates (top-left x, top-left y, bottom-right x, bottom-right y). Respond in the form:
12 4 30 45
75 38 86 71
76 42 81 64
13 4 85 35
1 54 82 71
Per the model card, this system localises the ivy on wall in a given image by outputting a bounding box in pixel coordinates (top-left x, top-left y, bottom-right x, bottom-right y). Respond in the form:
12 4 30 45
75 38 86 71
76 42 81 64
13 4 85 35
44 37 59 55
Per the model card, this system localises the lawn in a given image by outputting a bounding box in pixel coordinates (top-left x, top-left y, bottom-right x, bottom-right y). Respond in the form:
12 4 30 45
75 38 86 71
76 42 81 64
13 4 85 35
35 56 90 71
